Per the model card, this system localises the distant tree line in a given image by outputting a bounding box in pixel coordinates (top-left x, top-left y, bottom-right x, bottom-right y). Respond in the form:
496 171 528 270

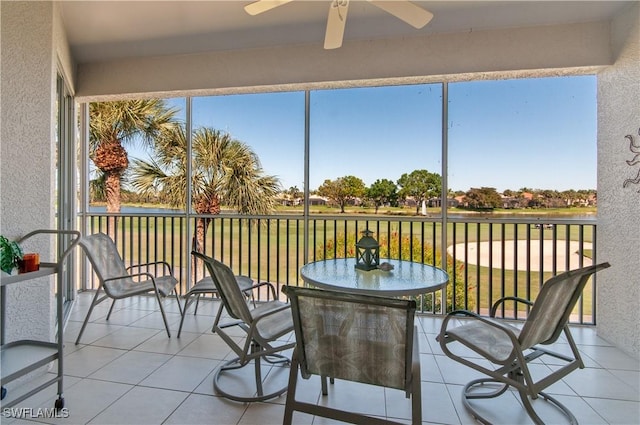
309 170 442 213
457 187 596 210
279 175 596 212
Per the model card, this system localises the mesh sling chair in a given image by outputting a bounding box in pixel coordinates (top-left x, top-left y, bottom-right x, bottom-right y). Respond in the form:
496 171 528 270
283 285 421 425
437 262 610 425
177 252 259 338
75 233 183 345
191 251 295 402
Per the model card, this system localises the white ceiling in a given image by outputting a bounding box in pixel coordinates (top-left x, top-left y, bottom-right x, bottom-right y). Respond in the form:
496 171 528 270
59 1 634 64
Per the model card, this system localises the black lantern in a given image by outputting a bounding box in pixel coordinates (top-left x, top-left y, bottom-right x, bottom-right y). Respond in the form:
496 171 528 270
354 229 380 271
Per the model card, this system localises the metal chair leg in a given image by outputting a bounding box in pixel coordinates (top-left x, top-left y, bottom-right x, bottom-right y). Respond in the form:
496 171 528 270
212 300 225 333
153 290 171 338
212 343 291 402
106 299 117 320
177 293 196 338
193 294 201 314
75 287 105 345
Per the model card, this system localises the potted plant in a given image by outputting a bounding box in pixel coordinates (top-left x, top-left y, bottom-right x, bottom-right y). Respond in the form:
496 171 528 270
0 235 23 274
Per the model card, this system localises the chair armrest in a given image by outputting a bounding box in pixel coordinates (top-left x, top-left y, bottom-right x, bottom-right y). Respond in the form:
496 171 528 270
490 296 533 317
127 261 173 276
250 281 277 300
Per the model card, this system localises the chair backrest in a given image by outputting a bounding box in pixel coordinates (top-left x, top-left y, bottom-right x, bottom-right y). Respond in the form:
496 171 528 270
284 285 417 391
191 251 253 324
518 262 610 349
79 233 135 296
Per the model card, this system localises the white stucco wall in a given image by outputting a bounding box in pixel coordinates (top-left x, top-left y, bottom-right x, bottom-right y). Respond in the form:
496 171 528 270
53 2 76 94
596 2 640 359
0 0 57 382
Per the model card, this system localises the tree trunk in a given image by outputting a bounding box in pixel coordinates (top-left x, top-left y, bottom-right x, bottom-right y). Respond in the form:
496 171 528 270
105 171 122 239
93 140 128 239
190 195 219 284
190 217 211 284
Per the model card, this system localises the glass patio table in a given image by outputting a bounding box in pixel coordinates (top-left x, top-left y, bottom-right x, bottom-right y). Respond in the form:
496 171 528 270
300 258 449 301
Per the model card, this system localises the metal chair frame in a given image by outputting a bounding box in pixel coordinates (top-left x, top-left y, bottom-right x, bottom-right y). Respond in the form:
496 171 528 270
191 251 294 402
437 262 610 425
75 233 183 345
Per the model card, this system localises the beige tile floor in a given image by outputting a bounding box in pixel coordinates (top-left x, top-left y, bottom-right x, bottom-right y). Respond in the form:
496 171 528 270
2 293 639 425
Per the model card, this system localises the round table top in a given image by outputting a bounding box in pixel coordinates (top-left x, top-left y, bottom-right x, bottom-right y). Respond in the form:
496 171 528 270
300 258 449 297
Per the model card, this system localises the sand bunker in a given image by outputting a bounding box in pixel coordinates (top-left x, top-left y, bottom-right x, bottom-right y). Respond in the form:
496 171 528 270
447 240 592 272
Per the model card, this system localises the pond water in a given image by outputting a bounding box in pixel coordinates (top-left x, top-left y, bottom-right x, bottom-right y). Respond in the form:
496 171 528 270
89 206 184 214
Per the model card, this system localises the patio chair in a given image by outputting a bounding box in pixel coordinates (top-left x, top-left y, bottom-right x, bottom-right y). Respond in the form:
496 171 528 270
437 262 610 425
191 251 295 402
282 285 421 425
75 233 183 345
177 253 261 337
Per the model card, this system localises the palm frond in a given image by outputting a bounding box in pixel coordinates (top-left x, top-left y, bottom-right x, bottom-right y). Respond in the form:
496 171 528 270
130 125 281 215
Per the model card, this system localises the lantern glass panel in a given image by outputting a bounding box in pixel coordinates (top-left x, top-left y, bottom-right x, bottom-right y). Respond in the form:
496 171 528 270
355 230 380 271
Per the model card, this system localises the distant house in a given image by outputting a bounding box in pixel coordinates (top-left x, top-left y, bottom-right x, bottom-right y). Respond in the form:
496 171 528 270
521 192 534 200
501 196 521 209
428 197 460 208
402 197 418 208
308 196 328 206
276 193 292 206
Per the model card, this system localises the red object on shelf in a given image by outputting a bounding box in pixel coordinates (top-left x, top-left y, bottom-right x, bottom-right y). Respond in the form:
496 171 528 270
18 253 40 273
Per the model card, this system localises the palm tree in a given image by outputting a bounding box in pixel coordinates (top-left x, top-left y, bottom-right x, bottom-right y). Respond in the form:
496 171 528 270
89 100 178 217
130 125 281 256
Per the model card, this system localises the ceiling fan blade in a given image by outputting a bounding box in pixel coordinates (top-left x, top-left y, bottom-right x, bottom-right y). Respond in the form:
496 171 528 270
244 0 294 16
368 0 433 28
324 0 349 49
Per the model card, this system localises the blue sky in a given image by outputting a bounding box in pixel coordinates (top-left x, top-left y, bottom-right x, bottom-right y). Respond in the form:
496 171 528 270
143 75 596 193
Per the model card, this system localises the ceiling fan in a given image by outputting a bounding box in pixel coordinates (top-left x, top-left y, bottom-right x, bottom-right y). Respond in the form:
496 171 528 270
244 0 434 49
